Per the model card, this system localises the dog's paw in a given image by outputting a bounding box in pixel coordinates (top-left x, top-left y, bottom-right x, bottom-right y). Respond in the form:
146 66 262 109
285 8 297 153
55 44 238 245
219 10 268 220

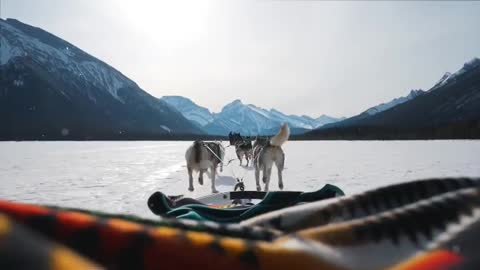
256 185 261 191
279 182 284 190
262 177 267 184
188 186 194 192
212 189 219 194
198 178 204 185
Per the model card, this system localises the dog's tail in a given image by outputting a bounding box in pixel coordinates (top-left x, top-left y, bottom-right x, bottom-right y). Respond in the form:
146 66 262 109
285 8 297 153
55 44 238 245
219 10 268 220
193 141 202 163
270 123 290 147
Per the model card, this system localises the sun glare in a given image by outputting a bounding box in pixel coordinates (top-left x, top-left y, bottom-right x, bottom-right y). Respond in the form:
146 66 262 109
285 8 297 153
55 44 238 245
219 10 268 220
116 0 211 43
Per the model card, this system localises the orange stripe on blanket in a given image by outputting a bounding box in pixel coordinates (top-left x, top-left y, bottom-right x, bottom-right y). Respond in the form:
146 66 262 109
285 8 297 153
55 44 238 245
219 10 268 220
0 200 51 221
149 227 181 240
389 250 463 270
219 238 248 257
144 230 253 270
185 231 216 246
255 242 346 270
107 219 144 233
55 211 97 239
99 219 145 258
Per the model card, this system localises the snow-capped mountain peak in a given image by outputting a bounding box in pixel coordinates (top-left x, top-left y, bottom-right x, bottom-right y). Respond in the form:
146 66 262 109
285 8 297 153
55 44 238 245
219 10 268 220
432 72 453 89
161 96 214 126
162 96 345 135
463 57 480 69
430 58 480 91
406 89 424 99
314 115 346 128
1 18 134 102
1 18 203 138
221 99 244 112
365 89 424 116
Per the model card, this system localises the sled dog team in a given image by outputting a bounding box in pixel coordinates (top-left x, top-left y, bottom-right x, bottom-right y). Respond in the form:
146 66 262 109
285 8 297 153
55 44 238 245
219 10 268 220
185 124 290 193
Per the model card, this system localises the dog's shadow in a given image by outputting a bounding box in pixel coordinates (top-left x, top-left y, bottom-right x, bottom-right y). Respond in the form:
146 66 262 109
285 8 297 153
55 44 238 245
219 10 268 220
215 175 238 187
239 164 255 171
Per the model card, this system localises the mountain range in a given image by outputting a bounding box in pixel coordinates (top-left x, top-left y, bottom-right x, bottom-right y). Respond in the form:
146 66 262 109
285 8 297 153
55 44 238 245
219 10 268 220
0 18 202 140
1 18 478 140
159 86 436 136
160 96 344 136
303 57 480 139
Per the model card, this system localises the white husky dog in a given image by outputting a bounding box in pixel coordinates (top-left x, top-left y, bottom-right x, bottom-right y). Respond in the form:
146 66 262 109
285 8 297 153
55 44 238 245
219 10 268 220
185 141 225 193
253 124 290 192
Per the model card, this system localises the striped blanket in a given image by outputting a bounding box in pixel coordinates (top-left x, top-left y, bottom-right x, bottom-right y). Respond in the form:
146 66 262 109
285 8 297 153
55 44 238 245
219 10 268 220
0 177 479 270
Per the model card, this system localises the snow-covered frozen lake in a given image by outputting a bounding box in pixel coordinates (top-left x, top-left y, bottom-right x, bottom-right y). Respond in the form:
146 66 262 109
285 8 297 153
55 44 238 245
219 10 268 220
1 141 479 218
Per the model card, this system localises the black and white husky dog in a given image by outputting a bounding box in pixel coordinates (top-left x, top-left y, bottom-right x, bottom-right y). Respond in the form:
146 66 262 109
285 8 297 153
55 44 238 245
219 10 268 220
235 140 253 166
229 132 253 166
185 141 225 193
253 124 290 192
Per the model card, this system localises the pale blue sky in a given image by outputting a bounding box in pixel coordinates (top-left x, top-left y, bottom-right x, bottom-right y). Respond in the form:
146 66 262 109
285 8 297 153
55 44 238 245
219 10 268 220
2 0 480 117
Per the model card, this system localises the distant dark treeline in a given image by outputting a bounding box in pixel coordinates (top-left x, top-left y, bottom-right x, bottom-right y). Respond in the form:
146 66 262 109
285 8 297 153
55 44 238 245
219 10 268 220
0 132 227 141
293 120 480 140
2 120 480 141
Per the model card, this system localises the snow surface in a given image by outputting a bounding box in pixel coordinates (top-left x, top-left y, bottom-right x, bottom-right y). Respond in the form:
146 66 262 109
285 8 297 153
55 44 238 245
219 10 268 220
0 141 479 219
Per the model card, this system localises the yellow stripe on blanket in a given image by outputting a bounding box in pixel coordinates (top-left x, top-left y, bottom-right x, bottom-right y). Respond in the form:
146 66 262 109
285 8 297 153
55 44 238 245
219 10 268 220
255 242 348 270
0 215 11 237
51 247 102 270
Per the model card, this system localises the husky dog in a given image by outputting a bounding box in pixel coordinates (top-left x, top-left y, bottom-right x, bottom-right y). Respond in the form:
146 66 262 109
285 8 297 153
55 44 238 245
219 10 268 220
216 141 226 173
235 140 253 166
185 141 224 193
253 124 290 192
229 132 253 166
253 136 270 149
228 132 242 146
